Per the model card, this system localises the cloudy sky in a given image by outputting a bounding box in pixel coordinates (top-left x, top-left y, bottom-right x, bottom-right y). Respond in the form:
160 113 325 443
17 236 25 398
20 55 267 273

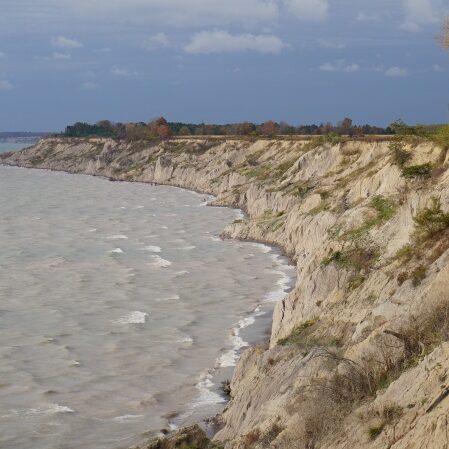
1 0 448 131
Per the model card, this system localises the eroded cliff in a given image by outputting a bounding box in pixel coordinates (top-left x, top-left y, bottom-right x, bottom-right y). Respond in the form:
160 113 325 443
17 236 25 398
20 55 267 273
3 135 449 449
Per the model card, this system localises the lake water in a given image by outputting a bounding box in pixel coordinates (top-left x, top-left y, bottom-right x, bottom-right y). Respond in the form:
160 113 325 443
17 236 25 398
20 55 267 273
0 166 294 449
0 142 34 153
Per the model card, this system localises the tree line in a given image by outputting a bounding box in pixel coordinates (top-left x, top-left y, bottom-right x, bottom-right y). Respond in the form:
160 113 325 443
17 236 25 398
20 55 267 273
62 117 399 140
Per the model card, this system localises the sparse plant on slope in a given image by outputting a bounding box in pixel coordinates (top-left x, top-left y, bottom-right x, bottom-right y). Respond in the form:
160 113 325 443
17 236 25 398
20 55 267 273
390 139 412 167
401 163 432 179
413 197 449 242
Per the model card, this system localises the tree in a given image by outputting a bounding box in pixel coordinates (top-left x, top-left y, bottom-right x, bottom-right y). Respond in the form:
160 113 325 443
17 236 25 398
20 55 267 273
261 120 277 136
439 17 449 49
178 126 191 136
157 124 173 139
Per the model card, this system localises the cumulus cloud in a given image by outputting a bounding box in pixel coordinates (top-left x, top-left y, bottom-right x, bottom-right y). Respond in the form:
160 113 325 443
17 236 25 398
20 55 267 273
385 66 408 77
0 79 13 90
51 35 83 49
400 0 442 32
184 30 286 54
284 0 329 21
53 52 71 60
110 66 139 77
317 39 346 49
319 60 359 72
142 33 170 51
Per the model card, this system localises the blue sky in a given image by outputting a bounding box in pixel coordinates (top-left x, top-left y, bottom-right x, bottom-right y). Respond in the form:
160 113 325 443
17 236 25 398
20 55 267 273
0 0 448 131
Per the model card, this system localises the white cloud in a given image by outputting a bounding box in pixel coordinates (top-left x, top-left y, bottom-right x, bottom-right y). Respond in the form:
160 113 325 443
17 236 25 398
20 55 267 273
356 11 379 22
184 30 286 54
0 79 13 90
54 0 279 27
0 52 6 58
317 39 346 49
319 59 359 72
110 66 139 77
400 0 442 32
284 0 329 21
80 81 99 90
51 35 83 48
385 66 408 77
142 33 170 51
53 52 71 60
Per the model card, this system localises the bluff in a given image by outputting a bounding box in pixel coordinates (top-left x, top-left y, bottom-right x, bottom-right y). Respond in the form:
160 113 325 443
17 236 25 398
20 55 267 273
3 136 449 449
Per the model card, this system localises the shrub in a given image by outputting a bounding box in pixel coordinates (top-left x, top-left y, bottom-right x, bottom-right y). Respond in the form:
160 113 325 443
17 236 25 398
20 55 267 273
278 319 318 346
411 265 427 286
368 423 385 440
402 163 432 179
243 429 260 446
390 140 412 167
431 124 449 148
413 197 449 242
344 195 396 240
322 246 378 272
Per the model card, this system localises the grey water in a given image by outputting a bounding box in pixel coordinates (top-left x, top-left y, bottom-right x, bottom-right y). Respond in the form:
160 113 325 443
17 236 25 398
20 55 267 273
0 166 295 449
0 142 33 153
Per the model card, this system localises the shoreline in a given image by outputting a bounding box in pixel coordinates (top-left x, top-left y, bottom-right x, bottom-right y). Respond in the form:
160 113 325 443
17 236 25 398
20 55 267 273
0 163 297 445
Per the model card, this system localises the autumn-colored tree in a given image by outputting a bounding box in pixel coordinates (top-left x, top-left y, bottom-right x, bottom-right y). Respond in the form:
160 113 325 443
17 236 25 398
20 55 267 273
157 124 173 139
439 17 449 49
261 120 277 136
238 122 256 135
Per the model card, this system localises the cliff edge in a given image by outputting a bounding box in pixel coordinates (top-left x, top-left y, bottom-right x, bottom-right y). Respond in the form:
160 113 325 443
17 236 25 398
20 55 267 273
3 135 449 449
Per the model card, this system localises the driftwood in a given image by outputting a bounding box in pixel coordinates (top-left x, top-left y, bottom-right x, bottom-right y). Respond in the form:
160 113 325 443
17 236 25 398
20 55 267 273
383 330 424 357
426 387 449 413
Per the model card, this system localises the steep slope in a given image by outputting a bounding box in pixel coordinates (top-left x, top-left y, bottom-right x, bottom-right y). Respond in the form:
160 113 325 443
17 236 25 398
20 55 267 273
3 136 449 449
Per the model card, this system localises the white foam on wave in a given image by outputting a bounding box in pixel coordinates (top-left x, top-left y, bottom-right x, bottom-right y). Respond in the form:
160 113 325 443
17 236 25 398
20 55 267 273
109 248 124 254
113 414 144 423
147 255 172 268
193 371 226 408
27 404 75 416
175 270 190 276
161 226 168 230
209 236 221 242
177 336 194 344
88 228 97 233
160 294 181 301
176 245 195 251
114 311 149 325
252 242 272 254
107 235 128 240
142 245 162 253
264 270 292 303
134 206 145 210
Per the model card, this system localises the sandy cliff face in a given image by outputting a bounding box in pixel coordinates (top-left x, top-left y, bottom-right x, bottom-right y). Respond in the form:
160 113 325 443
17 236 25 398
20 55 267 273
3 136 449 449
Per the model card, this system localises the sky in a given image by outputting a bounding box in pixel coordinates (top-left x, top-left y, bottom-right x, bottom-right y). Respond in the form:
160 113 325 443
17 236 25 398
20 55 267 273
0 0 448 131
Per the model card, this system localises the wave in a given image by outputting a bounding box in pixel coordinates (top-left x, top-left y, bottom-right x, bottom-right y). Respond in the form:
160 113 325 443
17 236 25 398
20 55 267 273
114 311 149 325
107 235 128 240
142 245 162 253
157 294 181 301
113 414 144 423
109 248 124 254
148 255 172 268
